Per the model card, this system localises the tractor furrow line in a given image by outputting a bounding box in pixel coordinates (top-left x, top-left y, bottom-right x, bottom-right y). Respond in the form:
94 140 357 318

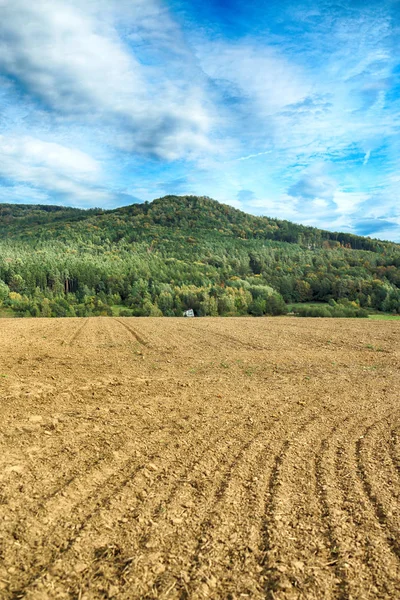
78 408 300 598
258 413 345 600
314 426 352 600
355 425 400 560
115 319 149 346
329 412 400 597
67 318 89 346
8 410 246 598
191 323 266 351
388 427 400 477
138 406 320 598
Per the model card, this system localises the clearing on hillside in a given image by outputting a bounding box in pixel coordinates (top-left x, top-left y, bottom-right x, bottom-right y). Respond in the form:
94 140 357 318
0 317 399 599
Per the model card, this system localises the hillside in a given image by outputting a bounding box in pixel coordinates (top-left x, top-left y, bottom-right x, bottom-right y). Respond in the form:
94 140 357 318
0 195 399 318
0 195 390 251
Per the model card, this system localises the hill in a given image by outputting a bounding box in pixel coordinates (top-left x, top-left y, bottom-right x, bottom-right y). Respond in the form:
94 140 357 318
0 195 389 251
0 195 399 318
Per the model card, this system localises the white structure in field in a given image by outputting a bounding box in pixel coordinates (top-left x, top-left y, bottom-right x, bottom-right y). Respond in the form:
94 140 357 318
183 309 195 317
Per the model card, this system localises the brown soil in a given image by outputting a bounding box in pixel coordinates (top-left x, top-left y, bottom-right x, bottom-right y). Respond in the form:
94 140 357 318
0 317 399 599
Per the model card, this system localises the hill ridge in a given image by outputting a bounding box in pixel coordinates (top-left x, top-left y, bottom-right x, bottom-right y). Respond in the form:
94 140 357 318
0 195 397 252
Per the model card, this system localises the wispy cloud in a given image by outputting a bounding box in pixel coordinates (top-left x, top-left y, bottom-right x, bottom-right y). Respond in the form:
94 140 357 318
236 151 272 161
363 150 371 165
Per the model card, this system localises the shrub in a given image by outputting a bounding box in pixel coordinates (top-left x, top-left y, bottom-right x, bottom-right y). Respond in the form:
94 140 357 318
265 294 288 316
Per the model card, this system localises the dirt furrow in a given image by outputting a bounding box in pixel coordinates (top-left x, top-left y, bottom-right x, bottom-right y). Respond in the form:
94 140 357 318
316 408 400 599
111 406 320 598
115 319 149 346
21 395 305 598
355 418 400 559
142 428 272 599
67 318 89 346
0 376 167 519
388 428 400 475
185 322 267 351
358 415 400 504
18 412 254 598
180 408 324 599
6 454 147 596
7 374 263 595
105 429 261 598
258 412 343 600
315 424 353 600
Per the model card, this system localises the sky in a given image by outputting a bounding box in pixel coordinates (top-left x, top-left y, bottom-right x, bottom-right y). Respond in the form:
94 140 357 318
0 0 399 241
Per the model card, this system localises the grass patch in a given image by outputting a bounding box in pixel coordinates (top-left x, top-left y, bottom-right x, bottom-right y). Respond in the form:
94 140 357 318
0 308 15 318
288 303 400 320
287 302 328 311
368 313 400 320
365 344 385 352
110 304 127 316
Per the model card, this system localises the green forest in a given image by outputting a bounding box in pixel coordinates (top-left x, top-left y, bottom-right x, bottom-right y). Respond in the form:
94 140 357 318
0 195 399 318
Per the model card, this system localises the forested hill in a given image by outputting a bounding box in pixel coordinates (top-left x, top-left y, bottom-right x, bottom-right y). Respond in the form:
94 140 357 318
0 203 103 236
0 195 399 318
0 195 392 252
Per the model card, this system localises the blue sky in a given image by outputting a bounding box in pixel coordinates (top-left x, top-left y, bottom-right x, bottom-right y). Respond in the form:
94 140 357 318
0 0 399 241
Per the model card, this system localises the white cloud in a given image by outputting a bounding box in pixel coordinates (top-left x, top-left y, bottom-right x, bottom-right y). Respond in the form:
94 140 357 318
0 135 100 180
332 190 370 214
312 198 329 208
0 134 111 205
198 42 309 114
288 165 337 201
0 0 142 113
0 184 49 204
236 151 272 161
0 0 213 159
247 194 300 221
363 150 371 165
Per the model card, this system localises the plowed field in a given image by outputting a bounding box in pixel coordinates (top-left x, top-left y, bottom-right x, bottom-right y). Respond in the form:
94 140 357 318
0 317 399 599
